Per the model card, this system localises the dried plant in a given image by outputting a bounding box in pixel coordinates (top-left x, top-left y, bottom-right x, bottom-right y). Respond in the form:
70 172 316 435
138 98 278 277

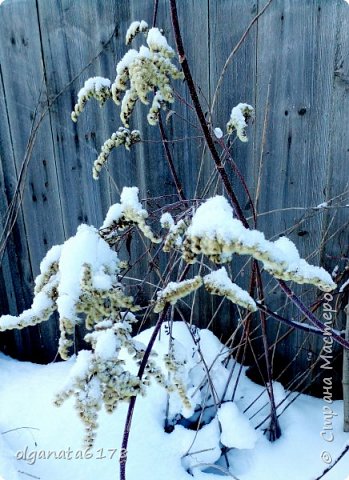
1 8 349 480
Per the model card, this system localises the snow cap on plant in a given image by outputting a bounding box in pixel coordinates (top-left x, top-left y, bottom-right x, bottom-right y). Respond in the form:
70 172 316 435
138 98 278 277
111 24 184 127
160 211 175 229
180 196 336 292
204 267 257 312
71 77 111 122
125 20 149 45
226 103 254 142
101 186 160 244
0 224 140 360
154 276 203 313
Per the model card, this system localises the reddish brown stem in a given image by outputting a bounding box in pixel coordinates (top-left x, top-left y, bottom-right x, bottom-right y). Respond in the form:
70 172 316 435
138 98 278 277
255 262 281 440
218 136 257 226
159 116 186 202
120 305 170 480
169 0 247 225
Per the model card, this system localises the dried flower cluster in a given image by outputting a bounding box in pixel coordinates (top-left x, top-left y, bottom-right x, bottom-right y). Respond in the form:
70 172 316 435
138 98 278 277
154 267 257 314
111 24 184 127
70 21 184 181
162 218 188 252
0 224 140 360
93 127 141 179
163 352 192 410
100 186 160 244
54 312 156 447
226 103 254 142
154 276 203 313
203 267 257 312
177 196 335 292
53 312 196 447
0 246 62 331
125 20 149 45
71 77 112 123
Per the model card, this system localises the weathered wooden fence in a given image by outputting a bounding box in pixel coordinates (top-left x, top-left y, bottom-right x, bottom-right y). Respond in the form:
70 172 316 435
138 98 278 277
0 0 348 393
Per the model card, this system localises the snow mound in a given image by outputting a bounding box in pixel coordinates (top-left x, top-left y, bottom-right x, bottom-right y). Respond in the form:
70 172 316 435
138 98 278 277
217 402 258 449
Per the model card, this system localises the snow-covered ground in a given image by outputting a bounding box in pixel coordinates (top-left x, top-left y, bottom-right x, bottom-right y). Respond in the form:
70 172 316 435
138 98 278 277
0 322 348 480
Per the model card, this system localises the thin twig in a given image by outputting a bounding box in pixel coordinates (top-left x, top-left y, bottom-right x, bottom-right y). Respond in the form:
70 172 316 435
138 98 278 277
158 116 186 201
313 443 349 480
210 0 273 116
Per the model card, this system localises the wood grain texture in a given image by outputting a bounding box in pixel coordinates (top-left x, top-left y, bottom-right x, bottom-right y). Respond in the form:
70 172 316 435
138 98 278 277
0 0 347 392
0 0 64 361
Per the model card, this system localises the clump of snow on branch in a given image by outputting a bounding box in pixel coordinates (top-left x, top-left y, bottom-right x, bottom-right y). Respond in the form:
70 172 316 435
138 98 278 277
160 211 175 229
154 276 203 313
71 77 111 122
111 25 183 127
101 186 160 244
226 103 254 142
92 127 141 179
204 267 257 312
214 127 223 139
125 20 149 44
217 402 258 449
163 218 188 252
180 196 336 292
313 201 328 210
340 277 349 293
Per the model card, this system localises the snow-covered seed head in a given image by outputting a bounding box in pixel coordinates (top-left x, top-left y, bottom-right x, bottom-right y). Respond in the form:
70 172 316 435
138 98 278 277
93 128 141 180
147 91 164 125
204 267 257 312
226 103 254 142
111 24 183 127
125 20 149 45
181 196 336 292
154 276 203 313
100 186 161 244
52 310 165 448
163 219 188 253
160 212 175 230
71 77 112 122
